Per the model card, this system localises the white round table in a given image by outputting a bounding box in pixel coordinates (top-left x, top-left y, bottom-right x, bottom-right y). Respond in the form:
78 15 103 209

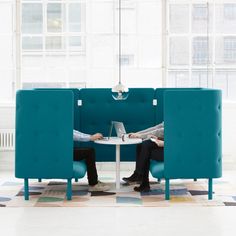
94 137 142 189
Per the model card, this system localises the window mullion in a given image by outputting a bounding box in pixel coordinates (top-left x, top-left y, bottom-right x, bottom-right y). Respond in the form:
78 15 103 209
189 2 192 88
43 0 46 71
16 0 21 91
162 0 167 88
212 0 216 89
65 2 69 88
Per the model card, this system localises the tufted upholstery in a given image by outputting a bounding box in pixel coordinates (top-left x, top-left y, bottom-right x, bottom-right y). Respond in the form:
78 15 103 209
15 87 222 201
78 88 156 161
162 89 222 179
150 88 222 200
35 88 81 131
15 90 86 200
154 88 203 124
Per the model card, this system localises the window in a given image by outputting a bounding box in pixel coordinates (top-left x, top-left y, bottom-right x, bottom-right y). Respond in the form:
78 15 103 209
193 4 208 20
22 4 43 34
169 37 189 65
192 4 212 33
21 0 85 90
168 2 236 101
169 4 189 34
0 1 15 102
22 1 84 53
47 3 63 33
192 37 210 65
224 37 236 63
20 0 162 90
119 55 134 66
216 4 236 34
224 4 236 20
2 0 236 103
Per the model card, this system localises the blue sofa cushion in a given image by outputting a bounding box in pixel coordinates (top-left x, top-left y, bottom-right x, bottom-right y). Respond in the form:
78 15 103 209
150 160 164 179
73 161 87 179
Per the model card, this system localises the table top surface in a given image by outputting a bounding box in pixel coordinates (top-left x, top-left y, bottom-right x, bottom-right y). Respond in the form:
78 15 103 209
94 137 142 145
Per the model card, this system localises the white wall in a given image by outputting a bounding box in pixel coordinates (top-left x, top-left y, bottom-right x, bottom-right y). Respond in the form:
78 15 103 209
0 105 15 171
1 103 236 171
0 106 15 129
222 103 236 167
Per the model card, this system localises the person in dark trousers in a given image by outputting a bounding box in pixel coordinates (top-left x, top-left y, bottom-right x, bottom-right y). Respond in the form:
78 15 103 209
122 122 164 192
73 130 110 192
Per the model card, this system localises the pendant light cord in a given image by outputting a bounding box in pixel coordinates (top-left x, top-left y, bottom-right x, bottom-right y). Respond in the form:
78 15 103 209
119 0 121 84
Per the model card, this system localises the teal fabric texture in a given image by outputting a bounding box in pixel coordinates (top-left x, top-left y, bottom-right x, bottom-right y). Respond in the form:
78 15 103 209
15 90 86 200
78 88 156 161
149 160 164 179
15 88 222 201
150 88 222 200
73 161 87 179
163 89 222 179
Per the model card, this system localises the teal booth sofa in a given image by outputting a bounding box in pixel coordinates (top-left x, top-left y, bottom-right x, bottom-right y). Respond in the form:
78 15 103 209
15 90 86 200
150 89 222 200
15 88 222 200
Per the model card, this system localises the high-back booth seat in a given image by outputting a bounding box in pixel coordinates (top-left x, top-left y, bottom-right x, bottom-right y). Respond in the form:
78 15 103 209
15 90 86 200
15 88 222 201
150 89 222 200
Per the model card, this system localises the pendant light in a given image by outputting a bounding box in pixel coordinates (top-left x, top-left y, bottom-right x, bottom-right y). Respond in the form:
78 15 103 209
112 0 129 100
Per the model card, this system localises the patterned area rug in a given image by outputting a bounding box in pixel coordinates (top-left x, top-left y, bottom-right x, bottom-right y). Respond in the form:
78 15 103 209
0 177 236 207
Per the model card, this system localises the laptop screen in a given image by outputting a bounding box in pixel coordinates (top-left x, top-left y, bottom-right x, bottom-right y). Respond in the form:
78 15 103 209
113 121 126 138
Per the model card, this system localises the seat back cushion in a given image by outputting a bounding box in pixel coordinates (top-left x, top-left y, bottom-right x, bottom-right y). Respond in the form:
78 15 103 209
78 88 156 161
15 90 74 179
164 89 222 179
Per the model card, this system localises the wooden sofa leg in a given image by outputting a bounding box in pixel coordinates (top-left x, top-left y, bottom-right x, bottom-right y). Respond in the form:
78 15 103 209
67 179 72 200
165 179 170 200
38 178 42 182
208 178 213 200
24 178 29 200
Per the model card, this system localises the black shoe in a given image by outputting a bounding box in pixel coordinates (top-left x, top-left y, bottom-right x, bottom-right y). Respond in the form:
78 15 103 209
122 172 142 184
134 183 150 192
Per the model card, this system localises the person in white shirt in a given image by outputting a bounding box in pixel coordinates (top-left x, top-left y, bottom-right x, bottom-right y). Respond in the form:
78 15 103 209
73 130 110 192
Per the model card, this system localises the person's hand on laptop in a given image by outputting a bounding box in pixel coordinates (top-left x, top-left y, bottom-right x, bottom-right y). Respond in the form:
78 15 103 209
128 133 141 139
90 133 103 141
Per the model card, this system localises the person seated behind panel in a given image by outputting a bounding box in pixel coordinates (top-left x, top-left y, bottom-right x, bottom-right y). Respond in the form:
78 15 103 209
122 122 164 192
73 130 110 192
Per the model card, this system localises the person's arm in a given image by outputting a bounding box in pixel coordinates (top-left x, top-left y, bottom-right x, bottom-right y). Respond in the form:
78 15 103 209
145 127 164 140
73 130 91 142
128 122 164 139
137 122 164 134
133 127 164 140
73 130 103 142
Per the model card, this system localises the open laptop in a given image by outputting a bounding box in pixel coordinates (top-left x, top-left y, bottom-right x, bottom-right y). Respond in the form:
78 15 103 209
113 121 127 138
103 121 127 140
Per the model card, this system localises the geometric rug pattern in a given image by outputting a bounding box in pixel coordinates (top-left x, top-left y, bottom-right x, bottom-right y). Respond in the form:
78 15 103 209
0 177 236 207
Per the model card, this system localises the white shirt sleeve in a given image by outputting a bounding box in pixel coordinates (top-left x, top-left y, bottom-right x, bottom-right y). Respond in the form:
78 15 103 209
73 130 91 142
137 122 164 134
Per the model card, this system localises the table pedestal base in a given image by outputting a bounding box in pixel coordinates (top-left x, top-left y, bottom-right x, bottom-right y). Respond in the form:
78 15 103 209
116 144 120 189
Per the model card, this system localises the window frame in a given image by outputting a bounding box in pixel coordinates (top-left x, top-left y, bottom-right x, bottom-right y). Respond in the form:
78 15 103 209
167 1 236 102
2 0 236 104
